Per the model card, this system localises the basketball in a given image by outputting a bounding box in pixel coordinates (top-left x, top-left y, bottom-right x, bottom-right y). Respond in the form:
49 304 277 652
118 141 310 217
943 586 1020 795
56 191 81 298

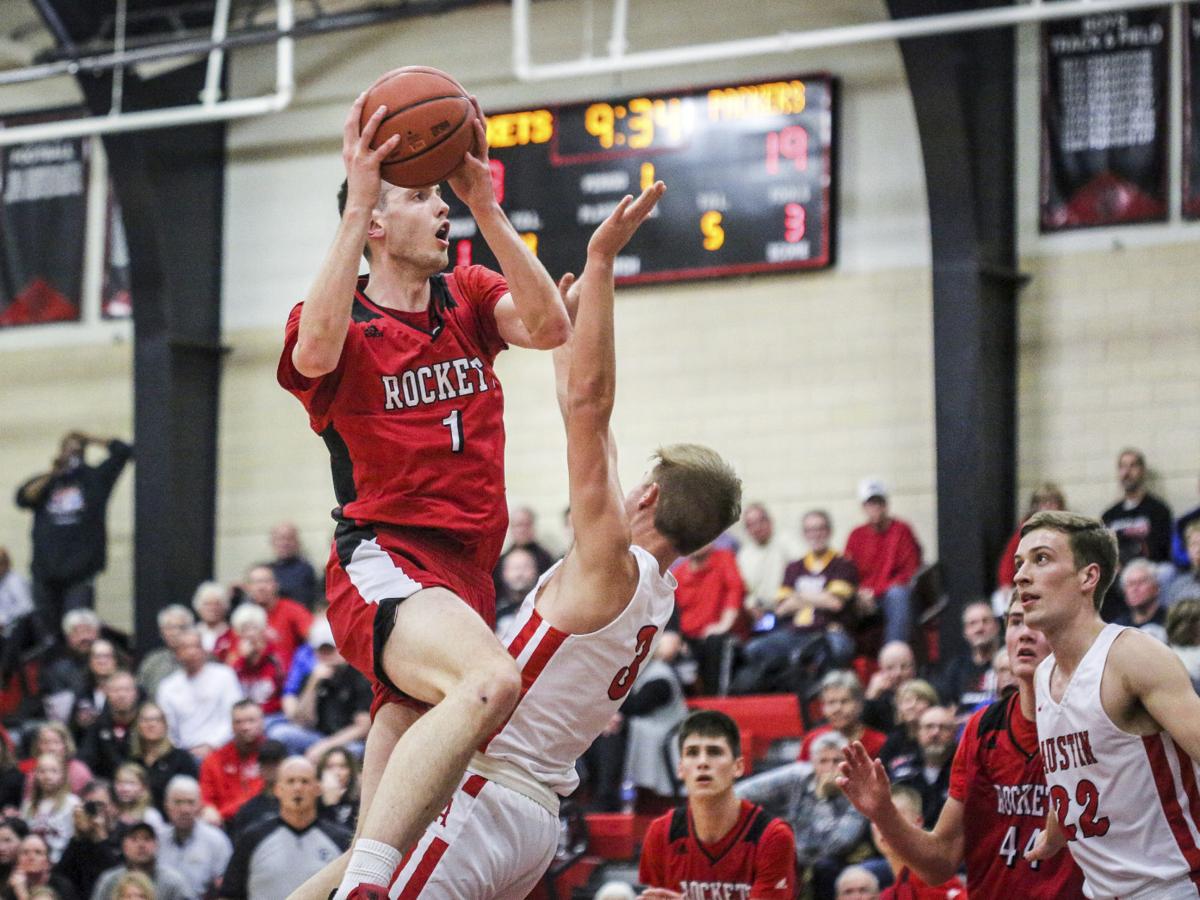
361 66 477 188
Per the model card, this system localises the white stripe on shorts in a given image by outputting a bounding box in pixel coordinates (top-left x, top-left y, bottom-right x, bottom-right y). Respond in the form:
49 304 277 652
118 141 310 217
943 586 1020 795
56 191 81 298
345 537 425 605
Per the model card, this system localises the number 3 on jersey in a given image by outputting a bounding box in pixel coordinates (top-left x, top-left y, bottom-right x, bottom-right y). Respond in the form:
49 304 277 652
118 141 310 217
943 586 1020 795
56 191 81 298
609 625 658 701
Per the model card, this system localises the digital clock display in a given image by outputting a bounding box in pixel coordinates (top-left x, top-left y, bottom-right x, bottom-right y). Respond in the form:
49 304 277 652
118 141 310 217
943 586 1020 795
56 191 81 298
446 74 837 284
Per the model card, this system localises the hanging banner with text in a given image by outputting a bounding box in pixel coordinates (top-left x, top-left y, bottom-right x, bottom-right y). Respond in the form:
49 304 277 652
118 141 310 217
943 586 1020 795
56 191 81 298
1184 4 1200 219
1041 10 1169 231
0 110 89 326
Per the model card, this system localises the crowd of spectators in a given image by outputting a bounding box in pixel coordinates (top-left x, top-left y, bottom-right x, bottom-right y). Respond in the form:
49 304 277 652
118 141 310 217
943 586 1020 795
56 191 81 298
1 436 1198 898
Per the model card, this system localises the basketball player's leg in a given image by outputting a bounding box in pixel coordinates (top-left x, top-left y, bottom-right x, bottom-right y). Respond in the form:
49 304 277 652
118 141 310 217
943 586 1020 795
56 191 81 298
287 703 420 900
335 586 521 896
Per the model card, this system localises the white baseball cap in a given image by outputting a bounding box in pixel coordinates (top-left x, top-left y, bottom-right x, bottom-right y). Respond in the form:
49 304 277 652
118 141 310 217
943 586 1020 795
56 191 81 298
857 477 889 504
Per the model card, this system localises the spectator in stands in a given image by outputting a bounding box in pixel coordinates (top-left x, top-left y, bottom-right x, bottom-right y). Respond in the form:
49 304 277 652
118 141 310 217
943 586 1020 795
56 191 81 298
14 431 133 636
268 523 319 609
224 741 286 843
494 547 539 636
78 671 139 781
673 543 745 694
890 706 956 825
243 565 311 671
741 730 867 900
218 757 351 900
21 724 92 800
20 753 78 863
1166 522 1200 606
110 871 155 900
112 764 163 832
863 642 917 733
156 775 232 900
619 633 689 810
54 780 120 898
936 601 999 715
135 607 193 701
1173 477 1200 570
40 610 101 725
876 679 939 796
991 648 1015 694
493 505 556 594
198 700 265 825
844 479 923 646
69 640 121 740
128 703 197 815
90 821 191 900
873 785 964 900
1113 558 1168 642
0 738 24 813
224 606 285 718
995 482 1066 589
155 629 242 760
315 748 359 832
0 819 24 889
277 618 322 732
1167 599 1200 690
0 549 34 639
191 582 231 655
736 503 799 619
3 833 77 900
800 671 887 762
1102 447 1174 564
265 623 370 761
835 866 880 900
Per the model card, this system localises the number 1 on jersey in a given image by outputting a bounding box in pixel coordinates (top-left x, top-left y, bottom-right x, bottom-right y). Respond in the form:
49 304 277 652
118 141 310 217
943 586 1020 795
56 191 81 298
441 409 464 453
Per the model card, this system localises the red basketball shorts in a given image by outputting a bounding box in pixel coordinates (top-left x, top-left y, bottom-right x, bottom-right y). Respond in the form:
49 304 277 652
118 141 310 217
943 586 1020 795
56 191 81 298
324 519 497 716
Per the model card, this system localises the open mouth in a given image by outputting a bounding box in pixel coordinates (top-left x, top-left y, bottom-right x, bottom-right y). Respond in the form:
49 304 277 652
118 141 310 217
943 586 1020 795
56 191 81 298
435 221 450 245
1020 592 1039 608
1015 647 1037 661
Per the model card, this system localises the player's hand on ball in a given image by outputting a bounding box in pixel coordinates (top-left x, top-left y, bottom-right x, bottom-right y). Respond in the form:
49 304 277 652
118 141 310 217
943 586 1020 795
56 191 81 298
342 93 399 208
588 181 665 261
835 741 893 819
446 97 495 211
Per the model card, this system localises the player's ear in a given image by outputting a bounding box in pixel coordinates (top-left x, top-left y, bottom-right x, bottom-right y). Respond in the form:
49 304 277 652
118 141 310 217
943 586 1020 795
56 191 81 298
733 755 745 779
1077 561 1100 594
637 482 659 511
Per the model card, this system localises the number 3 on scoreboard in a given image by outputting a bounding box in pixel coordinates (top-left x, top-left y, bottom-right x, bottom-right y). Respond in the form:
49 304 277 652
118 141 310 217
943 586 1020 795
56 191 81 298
441 410 464 453
609 625 659 701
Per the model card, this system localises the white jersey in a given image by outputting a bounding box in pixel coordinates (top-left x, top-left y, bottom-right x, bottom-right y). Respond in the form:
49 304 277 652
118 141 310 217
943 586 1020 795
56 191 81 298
1035 623 1200 899
480 544 677 798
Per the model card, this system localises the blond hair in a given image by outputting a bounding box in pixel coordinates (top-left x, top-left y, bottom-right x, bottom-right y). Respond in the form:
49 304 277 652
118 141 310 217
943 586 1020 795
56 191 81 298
650 444 741 555
1021 511 1118 611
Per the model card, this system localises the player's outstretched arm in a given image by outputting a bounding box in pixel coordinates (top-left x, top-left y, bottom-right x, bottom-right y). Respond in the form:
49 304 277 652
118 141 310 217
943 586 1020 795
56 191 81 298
293 95 399 378
1116 628 1200 762
837 742 965 885
449 99 569 350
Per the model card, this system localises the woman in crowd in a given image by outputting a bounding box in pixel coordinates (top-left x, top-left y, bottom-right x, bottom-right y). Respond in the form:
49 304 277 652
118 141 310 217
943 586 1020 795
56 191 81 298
127 703 197 813
799 670 888 761
0 819 28 888
68 641 121 740
316 747 360 831
19 755 78 863
876 678 938 780
112 763 164 831
113 871 156 900
19 725 91 802
225 605 285 716
192 581 232 655
1 834 77 900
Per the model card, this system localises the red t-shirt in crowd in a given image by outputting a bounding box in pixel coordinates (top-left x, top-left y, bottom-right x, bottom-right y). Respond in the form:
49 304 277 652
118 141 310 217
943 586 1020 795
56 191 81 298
278 267 512 572
231 653 285 715
948 691 1085 898
673 548 745 639
199 739 263 821
844 518 922 596
799 724 888 762
881 867 966 899
264 598 312 671
639 800 795 899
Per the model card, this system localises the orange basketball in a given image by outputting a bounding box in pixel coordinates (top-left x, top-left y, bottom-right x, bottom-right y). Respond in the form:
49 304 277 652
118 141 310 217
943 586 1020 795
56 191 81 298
361 66 476 188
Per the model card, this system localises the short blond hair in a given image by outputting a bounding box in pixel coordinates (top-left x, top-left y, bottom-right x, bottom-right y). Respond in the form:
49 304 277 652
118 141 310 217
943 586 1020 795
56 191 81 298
650 444 742 555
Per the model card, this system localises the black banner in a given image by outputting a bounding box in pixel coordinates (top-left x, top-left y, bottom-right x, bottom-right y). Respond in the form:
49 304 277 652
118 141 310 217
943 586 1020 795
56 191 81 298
1184 5 1200 219
0 110 88 326
1041 10 1169 231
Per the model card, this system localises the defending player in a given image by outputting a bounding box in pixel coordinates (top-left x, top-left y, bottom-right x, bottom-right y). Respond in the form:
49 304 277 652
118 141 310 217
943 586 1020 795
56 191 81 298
384 182 743 897
1018 511 1200 898
279 91 570 899
837 592 1084 897
638 710 796 899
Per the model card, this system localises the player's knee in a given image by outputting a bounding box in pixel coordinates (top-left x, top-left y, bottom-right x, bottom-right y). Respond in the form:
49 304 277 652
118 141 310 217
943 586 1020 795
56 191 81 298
464 655 521 722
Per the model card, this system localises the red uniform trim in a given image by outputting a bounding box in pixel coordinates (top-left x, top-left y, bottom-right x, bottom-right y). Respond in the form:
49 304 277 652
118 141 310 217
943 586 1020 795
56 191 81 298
394 836 450 900
1143 734 1200 890
481 611 569 752
463 774 487 798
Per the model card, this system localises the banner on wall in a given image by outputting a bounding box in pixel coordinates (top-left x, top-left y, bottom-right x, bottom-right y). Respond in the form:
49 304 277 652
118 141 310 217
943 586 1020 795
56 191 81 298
0 110 89 326
1040 10 1169 231
1184 5 1200 219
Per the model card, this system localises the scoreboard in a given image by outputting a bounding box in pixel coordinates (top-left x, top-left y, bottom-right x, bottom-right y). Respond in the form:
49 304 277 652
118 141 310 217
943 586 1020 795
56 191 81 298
445 74 837 285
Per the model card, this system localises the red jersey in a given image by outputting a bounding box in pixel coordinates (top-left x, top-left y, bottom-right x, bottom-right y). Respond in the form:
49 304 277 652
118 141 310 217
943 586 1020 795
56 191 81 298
199 740 263 821
639 801 796 899
948 691 1085 898
278 267 511 571
843 518 922 595
881 867 966 899
674 549 745 639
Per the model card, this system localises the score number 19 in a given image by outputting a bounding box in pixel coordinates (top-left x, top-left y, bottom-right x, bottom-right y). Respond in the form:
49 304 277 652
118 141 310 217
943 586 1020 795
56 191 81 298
765 125 808 174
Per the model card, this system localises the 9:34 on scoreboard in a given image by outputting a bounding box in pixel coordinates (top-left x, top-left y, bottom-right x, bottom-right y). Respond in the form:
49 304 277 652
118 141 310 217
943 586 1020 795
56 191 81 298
443 74 838 285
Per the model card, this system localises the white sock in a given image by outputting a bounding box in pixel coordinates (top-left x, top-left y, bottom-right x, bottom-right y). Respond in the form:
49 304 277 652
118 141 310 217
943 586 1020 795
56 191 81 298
334 839 402 898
